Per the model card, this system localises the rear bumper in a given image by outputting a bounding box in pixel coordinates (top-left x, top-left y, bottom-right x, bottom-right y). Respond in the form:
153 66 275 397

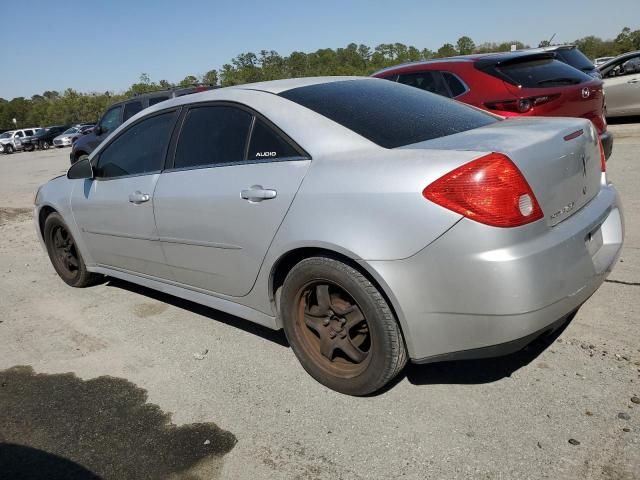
366 184 624 362
600 131 613 160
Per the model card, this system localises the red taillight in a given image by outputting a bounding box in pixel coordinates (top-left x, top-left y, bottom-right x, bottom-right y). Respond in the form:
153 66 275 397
597 136 606 172
485 95 560 113
423 153 544 228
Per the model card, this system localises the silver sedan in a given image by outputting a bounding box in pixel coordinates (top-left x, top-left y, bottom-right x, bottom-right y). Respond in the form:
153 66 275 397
53 127 83 147
34 77 624 395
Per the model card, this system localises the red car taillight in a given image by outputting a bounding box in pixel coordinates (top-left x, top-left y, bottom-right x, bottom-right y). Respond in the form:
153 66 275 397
485 94 560 113
423 153 544 228
598 135 606 172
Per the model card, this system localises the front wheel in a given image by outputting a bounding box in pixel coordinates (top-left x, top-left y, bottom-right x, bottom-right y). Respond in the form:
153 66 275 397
41 141 50 150
44 212 100 288
5 144 14 154
280 256 407 396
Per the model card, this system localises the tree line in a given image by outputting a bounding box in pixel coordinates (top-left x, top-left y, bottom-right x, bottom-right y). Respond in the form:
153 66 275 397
1 27 638 130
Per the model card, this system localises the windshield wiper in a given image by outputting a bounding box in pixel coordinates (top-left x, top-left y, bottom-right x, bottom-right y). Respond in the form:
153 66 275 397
537 77 580 85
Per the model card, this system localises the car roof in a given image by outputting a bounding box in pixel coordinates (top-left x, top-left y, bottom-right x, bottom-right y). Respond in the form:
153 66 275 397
373 50 555 75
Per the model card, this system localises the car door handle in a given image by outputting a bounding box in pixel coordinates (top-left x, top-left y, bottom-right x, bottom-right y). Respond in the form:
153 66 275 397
240 185 277 202
128 191 150 204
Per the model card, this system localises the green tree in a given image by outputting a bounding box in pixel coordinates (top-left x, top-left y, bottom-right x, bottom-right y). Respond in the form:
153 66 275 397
179 75 199 87
436 43 457 58
456 36 476 55
201 70 218 86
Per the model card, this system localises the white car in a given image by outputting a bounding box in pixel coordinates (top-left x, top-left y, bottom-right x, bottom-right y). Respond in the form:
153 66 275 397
599 51 640 117
0 128 41 153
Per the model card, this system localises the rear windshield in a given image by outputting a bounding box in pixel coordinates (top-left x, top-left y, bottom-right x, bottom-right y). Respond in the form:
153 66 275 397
554 48 594 72
482 57 592 87
279 79 497 148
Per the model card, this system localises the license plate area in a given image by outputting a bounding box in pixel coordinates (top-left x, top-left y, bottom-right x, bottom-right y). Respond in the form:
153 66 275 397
586 224 604 258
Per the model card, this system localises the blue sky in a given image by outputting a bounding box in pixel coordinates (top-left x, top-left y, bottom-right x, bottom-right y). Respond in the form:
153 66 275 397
1 0 638 100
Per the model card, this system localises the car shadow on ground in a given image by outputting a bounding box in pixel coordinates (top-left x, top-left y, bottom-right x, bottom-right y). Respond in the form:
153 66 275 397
105 278 289 348
401 317 571 387
607 115 640 125
105 277 572 393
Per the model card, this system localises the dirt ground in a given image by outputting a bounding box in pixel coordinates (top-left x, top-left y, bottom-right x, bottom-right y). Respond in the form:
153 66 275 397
0 127 639 479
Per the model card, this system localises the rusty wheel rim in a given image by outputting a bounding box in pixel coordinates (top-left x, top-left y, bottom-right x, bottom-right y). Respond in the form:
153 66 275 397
50 225 80 278
295 281 371 378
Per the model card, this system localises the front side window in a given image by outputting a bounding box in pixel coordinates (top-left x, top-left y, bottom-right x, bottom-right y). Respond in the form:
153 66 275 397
123 101 144 122
173 106 252 169
247 120 299 161
99 106 123 134
15 131 24 138
607 55 640 77
398 71 450 97
96 111 177 178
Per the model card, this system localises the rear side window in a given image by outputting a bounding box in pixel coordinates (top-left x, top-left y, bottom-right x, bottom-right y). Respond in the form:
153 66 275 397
24 129 33 136
123 101 144 122
481 58 592 87
247 120 299 161
398 71 450 97
99 106 122 134
442 73 467 97
97 111 177 178
148 96 170 106
279 79 497 148
173 106 252 169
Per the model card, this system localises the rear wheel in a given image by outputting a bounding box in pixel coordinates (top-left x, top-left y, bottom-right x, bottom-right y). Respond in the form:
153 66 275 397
41 141 50 150
281 256 407 395
44 212 100 288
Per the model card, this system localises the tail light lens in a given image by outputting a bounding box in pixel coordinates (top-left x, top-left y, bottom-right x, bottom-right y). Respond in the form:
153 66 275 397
485 94 560 113
597 135 606 172
423 153 544 228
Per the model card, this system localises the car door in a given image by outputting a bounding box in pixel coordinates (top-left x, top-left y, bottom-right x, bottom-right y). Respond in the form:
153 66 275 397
153 103 311 297
603 54 640 116
71 109 179 278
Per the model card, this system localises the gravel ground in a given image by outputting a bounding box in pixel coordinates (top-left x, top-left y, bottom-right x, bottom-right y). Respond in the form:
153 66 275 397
0 127 638 479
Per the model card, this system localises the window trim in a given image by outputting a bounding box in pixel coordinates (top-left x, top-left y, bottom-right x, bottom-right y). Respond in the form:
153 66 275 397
92 107 181 181
164 100 311 173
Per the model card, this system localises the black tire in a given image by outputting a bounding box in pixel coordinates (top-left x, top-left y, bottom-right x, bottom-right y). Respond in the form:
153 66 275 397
43 212 100 288
41 141 50 150
5 144 14 154
280 256 407 396
25 144 34 152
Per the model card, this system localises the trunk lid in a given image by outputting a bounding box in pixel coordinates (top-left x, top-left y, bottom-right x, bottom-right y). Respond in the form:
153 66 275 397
403 117 602 227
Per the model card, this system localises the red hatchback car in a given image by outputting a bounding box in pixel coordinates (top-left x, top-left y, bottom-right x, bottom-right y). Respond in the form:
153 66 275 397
373 51 613 158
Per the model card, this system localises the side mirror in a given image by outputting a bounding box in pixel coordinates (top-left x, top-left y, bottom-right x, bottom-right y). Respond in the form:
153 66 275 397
67 158 93 180
94 125 103 136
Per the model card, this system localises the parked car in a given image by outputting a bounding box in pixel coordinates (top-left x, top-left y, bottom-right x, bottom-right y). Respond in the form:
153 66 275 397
0 128 41 153
70 85 216 164
598 51 640 117
594 56 615 67
524 45 600 78
373 51 613 159
53 127 85 148
35 78 623 395
22 125 70 150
